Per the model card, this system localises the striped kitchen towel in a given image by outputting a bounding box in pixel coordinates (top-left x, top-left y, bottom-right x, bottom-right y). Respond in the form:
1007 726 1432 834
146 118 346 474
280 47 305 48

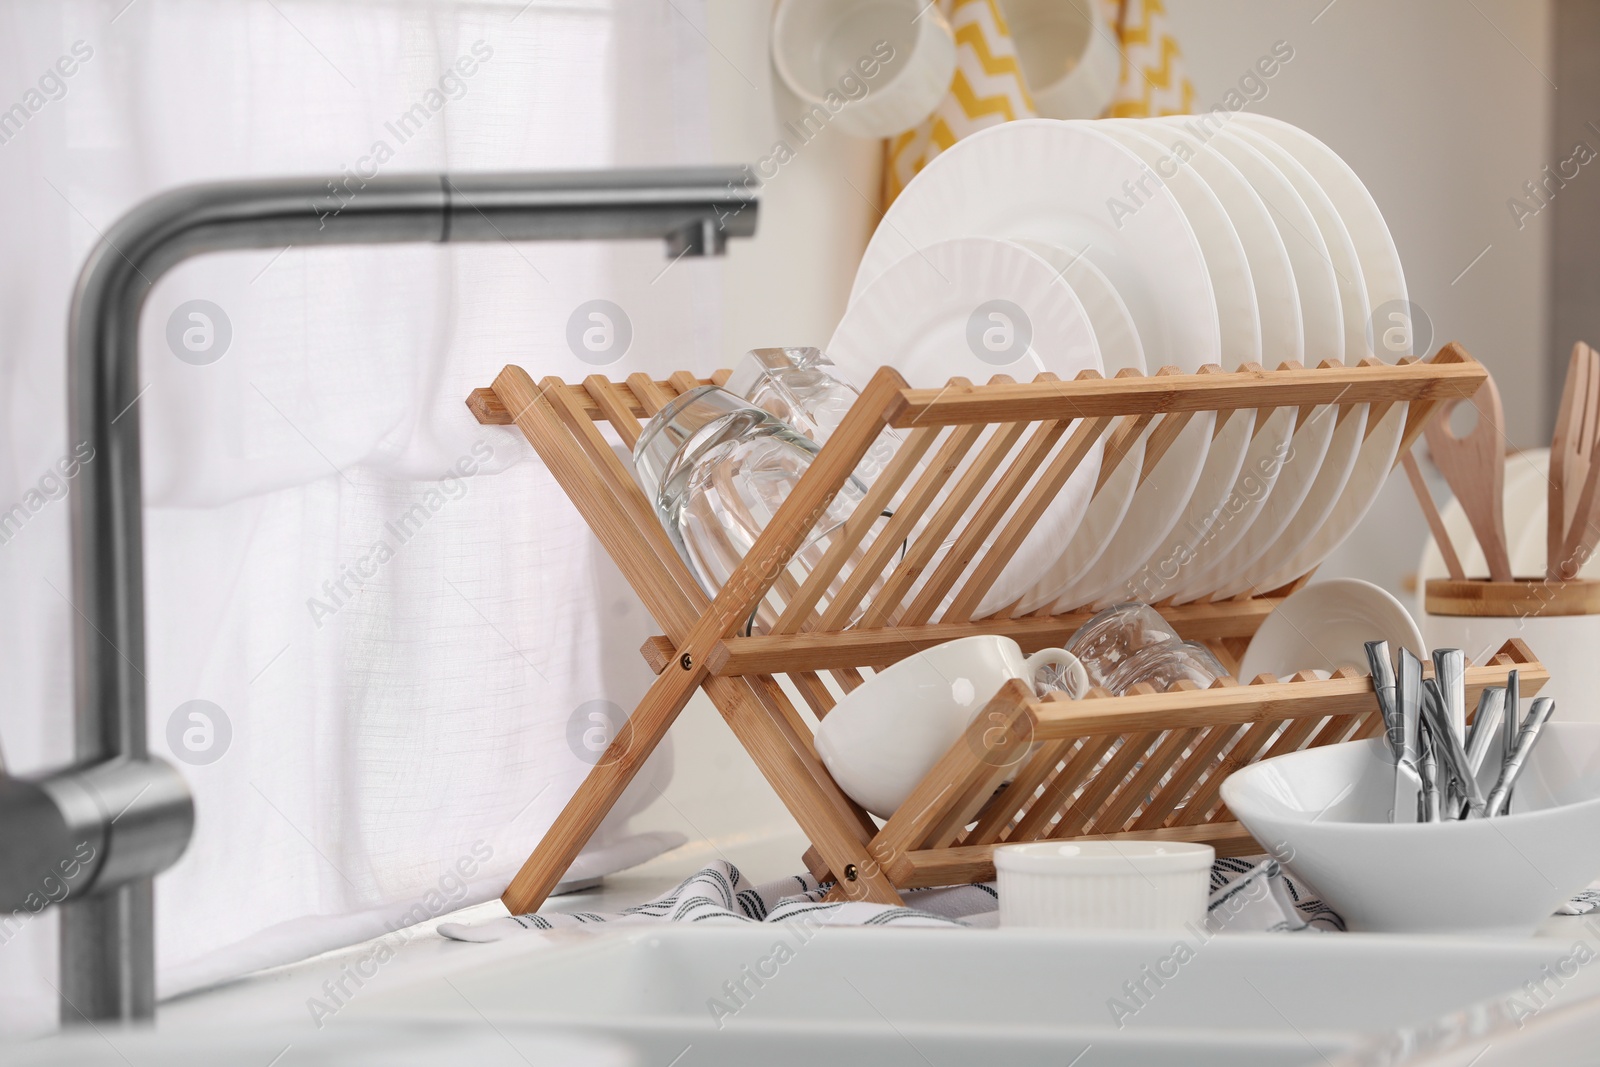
438 857 1340 941
881 0 1198 204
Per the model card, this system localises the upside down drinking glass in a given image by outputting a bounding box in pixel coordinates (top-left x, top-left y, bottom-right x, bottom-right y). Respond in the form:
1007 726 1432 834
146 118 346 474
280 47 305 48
633 385 884 633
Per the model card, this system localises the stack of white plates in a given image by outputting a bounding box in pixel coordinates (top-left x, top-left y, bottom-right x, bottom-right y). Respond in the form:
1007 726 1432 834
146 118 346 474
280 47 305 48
827 114 1412 617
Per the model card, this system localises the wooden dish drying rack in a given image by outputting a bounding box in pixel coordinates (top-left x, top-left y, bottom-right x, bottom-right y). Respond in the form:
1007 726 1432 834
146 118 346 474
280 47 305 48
467 343 1548 912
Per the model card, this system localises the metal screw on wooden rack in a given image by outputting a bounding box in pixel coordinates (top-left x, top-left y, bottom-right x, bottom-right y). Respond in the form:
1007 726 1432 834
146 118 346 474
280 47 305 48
844 863 858 882
679 653 693 671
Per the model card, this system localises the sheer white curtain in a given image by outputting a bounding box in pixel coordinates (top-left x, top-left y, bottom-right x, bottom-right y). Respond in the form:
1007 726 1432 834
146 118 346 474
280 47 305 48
0 0 716 1032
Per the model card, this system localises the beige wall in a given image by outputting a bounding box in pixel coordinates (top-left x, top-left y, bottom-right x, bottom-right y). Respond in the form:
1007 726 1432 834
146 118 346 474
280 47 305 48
1166 0 1555 444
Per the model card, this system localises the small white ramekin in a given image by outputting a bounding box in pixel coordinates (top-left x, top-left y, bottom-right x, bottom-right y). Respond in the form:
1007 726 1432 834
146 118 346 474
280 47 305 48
995 841 1214 930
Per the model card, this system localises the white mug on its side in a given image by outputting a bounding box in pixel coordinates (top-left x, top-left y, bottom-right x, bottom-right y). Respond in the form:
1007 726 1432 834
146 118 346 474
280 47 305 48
814 634 1089 818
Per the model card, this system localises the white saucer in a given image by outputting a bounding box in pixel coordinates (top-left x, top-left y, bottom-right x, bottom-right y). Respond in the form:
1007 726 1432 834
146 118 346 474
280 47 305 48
829 236 1104 619
852 119 1221 372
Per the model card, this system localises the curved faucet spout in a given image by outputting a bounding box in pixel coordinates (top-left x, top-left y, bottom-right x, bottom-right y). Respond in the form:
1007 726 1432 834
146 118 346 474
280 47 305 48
40 166 759 1022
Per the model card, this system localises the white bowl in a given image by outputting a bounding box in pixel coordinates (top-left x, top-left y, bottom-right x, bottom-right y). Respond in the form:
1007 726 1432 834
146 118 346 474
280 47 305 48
1221 723 1600 934
996 840 1213 930
771 0 957 139
1239 577 1425 683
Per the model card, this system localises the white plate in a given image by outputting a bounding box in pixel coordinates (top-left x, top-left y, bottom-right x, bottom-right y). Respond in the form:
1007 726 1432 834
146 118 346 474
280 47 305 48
1230 115 1411 591
1009 241 1149 614
1048 406 1216 612
1505 448 1565 577
1237 577 1425 682
828 237 1104 618
1100 119 1317 604
1235 113 1410 362
851 118 1221 372
1087 398 1253 608
1254 397 1408 592
1196 121 1380 600
1159 403 1298 604
1046 121 1254 609
1203 125 1343 367
1226 122 1372 366
1131 119 1303 368
1015 240 1146 374
1093 121 1260 369
1210 401 1367 599
1157 123 1354 603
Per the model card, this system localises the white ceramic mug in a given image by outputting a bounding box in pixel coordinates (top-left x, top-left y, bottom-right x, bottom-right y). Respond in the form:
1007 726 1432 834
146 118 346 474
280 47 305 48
771 0 957 139
814 635 1089 818
999 0 1120 120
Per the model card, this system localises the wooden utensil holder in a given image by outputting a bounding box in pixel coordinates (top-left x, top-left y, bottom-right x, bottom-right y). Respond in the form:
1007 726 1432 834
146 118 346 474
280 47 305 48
468 343 1547 912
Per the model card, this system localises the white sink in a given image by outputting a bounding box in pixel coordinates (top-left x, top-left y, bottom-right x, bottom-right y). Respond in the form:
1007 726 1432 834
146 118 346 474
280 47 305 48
334 924 1580 1066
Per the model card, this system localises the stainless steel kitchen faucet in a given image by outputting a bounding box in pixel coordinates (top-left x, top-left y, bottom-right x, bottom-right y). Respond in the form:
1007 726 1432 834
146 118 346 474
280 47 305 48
0 167 758 1023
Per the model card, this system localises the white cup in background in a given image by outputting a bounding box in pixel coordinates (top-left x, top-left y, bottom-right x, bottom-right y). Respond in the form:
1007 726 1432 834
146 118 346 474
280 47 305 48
999 0 1120 119
814 635 1089 818
771 0 957 139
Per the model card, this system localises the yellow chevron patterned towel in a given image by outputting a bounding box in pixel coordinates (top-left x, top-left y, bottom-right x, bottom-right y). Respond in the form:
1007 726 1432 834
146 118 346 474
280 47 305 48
882 0 1035 206
1102 0 1197 118
882 0 1195 204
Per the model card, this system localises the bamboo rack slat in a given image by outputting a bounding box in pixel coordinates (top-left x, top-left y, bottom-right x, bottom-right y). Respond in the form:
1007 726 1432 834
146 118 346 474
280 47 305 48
468 343 1539 913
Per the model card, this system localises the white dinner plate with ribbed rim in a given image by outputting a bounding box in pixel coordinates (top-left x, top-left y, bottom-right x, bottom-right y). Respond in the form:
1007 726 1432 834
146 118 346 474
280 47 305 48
1234 113 1409 362
1037 121 1249 611
1227 122 1372 366
1203 123 1344 367
1097 119 1312 605
1009 240 1149 614
1155 123 1347 603
1210 399 1367 599
1093 121 1260 370
1015 240 1146 374
827 236 1104 619
1187 120 1378 601
1227 114 1411 595
1127 119 1302 368
850 118 1221 374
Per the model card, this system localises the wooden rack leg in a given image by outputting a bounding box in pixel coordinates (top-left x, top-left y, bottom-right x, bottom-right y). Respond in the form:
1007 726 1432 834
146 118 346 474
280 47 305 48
708 676 901 905
500 648 708 914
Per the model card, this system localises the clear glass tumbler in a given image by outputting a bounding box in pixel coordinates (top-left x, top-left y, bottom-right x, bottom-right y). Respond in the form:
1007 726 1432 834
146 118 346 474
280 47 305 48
633 385 878 632
1064 603 1182 691
725 346 900 485
1103 640 1228 695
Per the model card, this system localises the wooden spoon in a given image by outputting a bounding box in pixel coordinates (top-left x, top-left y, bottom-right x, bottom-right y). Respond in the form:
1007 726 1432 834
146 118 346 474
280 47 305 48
1556 342 1600 579
1424 376 1513 582
1402 450 1465 581
1549 343 1588 577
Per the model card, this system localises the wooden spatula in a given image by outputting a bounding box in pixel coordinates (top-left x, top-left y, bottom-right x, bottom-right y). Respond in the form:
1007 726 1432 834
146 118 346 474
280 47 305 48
1557 342 1600 578
1424 376 1513 582
1549 344 1588 577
